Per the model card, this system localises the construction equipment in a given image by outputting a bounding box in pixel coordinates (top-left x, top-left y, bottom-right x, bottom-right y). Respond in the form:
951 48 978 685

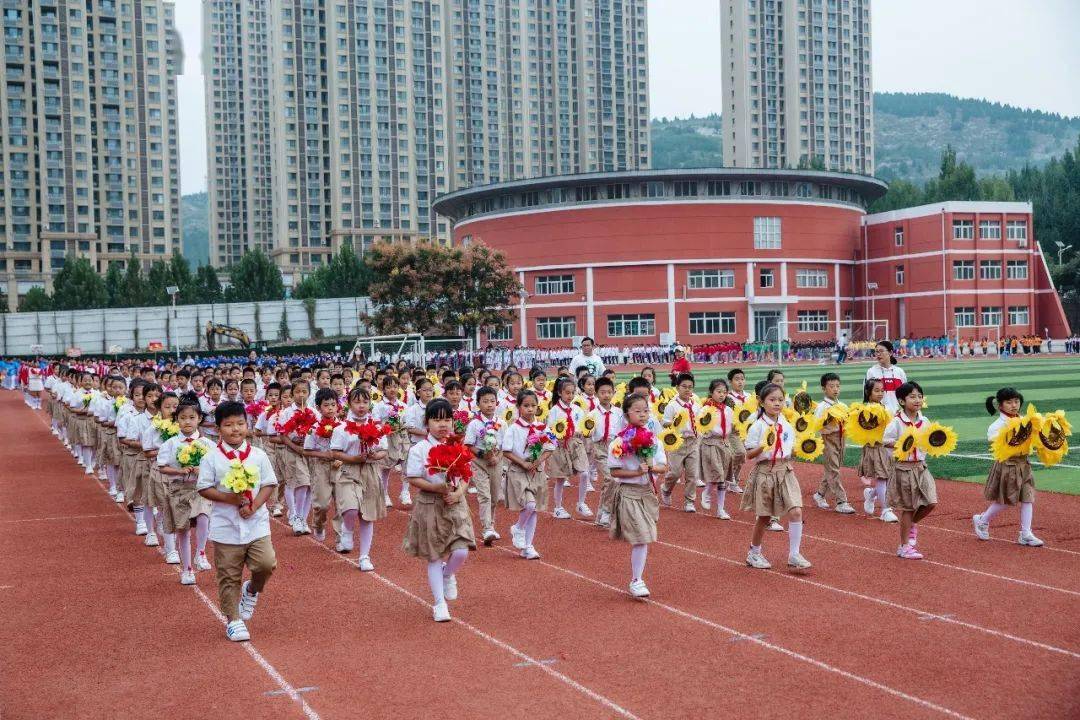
205 322 251 351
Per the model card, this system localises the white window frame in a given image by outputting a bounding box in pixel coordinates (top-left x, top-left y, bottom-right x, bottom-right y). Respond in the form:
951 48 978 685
795 268 828 288
1006 260 1028 280
687 268 735 290
1006 220 1027 241
894 226 904 247
895 264 905 285
979 220 1001 240
952 220 974 240
981 306 1002 326
534 274 575 296
979 259 1002 280
688 311 736 335
759 268 775 288
1008 305 1030 326
607 313 656 338
753 216 781 249
796 310 830 332
535 316 576 340
954 307 976 328
952 260 975 280
487 323 513 341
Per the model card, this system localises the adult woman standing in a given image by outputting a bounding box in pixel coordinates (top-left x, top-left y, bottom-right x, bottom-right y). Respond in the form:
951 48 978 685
865 341 907 414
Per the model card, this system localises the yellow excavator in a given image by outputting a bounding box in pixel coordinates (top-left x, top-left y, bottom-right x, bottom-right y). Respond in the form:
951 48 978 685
205 322 251 351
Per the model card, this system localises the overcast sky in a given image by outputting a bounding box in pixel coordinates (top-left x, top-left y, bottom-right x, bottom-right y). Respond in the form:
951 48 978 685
174 0 1080 194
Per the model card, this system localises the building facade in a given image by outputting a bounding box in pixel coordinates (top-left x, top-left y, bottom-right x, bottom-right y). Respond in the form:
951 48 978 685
721 0 873 174
433 170 1070 347
0 0 183 310
202 0 650 284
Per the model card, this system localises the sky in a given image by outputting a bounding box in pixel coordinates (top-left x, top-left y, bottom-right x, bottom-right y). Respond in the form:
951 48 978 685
174 0 1080 194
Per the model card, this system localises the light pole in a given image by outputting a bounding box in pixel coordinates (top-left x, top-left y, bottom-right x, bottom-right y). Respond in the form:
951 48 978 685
1055 241 1073 265
866 281 878 328
166 285 180 362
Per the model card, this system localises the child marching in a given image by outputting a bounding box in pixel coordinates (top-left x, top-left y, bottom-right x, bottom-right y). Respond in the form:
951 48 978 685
851 379 898 522
699 379 735 520
464 386 505 545
546 377 591 519
882 382 938 559
811 372 856 514
502 390 556 560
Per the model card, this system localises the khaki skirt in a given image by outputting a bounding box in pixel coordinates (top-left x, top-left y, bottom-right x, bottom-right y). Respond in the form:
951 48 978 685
887 460 938 512
130 455 151 507
402 490 476 561
609 482 660 544
163 480 211 533
283 448 312 489
741 460 802 517
700 435 733 483
148 463 169 510
505 464 549 511
119 445 139 502
984 457 1034 505
98 427 120 466
858 443 891 481
76 414 96 447
336 462 386 522
546 437 589 477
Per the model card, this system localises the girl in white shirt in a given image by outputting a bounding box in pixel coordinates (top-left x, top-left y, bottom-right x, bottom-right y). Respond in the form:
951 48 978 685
973 388 1043 547
546 378 590 519
157 400 215 585
402 398 476 623
882 381 938 560
372 376 409 507
866 341 908 414
502 390 555 560
742 383 810 571
700 379 736 520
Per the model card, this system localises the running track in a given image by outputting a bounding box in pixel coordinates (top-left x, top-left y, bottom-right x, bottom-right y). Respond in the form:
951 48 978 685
1 392 1077 719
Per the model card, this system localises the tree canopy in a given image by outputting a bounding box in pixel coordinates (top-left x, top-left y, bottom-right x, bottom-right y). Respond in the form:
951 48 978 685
225 248 284 302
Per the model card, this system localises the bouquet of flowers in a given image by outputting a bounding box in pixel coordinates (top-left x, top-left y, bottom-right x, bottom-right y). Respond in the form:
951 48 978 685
151 414 180 442
276 407 317 438
222 459 260 504
610 425 658 463
245 400 268 420
475 421 501 458
384 404 404 432
452 410 472 438
314 416 340 439
345 418 392 450
176 438 211 468
113 396 128 412
525 428 557 462
81 392 93 408
426 441 475 489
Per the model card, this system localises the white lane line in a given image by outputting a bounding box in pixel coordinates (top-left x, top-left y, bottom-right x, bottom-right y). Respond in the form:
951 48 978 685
26 406 323 720
488 544 975 720
882 516 1080 558
274 516 644 720
0 513 118 524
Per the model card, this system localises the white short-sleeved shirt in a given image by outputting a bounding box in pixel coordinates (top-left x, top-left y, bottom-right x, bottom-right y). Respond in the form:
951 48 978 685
606 427 668 485
588 405 624 447
883 410 927 462
254 407 283 437
371 399 407 425
663 397 701 438
126 410 152 445
501 418 550 458
547 401 586 439
404 402 427 436
704 403 734 439
744 415 795 462
141 417 169 452
986 413 1012 443
199 396 221 438
866 364 908 414
157 432 214 470
405 435 448 486
329 414 389 456
464 413 504 450
196 441 278 544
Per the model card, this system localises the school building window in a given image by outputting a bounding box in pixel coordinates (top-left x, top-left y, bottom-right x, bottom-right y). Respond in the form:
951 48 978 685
607 313 655 337
952 220 974 240
689 311 736 335
895 264 905 285
979 260 1002 280
952 260 975 280
795 268 828 288
534 274 575 295
1006 260 1028 280
1006 220 1027 241
536 316 576 339
1008 306 1030 325
954 307 976 327
894 226 904 247
759 268 775 288
753 216 781 249
687 268 735 289
674 180 698 197
979 220 1001 239
796 310 829 332
981 306 1002 326
487 323 513 340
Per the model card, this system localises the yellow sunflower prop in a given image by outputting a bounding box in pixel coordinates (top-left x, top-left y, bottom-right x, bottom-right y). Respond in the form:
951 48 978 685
791 412 818 436
735 416 753 440
660 387 678 402
660 426 685 453
826 401 850 423
781 406 799 424
551 418 569 441
734 402 755 426
1034 409 1071 467
919 422 958 458
668 408 690 431
572 396 589 411
846 403 889 446
580 415 597 438
759 425 778 451
651 397 670 420
370 388 383 403
794 434 824 461
791 381 815 415
500 406 516 425
612 390 626 408
545 379 557 393
535 403 550 424
893 425 920 461
695 406 719 435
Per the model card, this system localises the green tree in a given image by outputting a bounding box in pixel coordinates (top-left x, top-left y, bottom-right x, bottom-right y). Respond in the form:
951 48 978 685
442 242 521 345
977 176 1016 201
868 179 924 213
120 251 148 307
18 287 52 312
104 262 124 307
292 243 372 299
194 263 224 303
225 248 284 302
168 251 198 304
50 257 108 310
923 145 979 203
145 260 173 305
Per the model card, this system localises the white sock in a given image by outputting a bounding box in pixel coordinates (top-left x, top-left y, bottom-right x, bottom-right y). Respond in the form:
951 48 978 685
716 487 727 513
443 548 468 578
750 544 761 554
163 531 176 555
524 507 538 546
788 521 803 556
875 480 887 506
630 543 647 581
427 560 446 605
981 502 1006 524
357 520 374 557
142 505 155 530
577 474 588 505
284 485 296 516
553 479 564 508
1019 502 1034 534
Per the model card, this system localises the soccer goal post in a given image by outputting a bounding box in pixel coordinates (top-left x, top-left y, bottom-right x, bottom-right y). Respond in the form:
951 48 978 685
350 333 426 364
948 325 1003 359
771 318 889 366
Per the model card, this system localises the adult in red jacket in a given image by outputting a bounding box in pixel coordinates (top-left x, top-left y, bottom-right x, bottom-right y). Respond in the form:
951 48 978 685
668 345 692 385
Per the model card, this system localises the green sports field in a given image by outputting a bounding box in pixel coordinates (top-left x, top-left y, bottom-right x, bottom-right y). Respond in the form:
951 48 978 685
651 355 1080 495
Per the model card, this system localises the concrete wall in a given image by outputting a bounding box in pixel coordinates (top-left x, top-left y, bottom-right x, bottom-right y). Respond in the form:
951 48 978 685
0 297 372 356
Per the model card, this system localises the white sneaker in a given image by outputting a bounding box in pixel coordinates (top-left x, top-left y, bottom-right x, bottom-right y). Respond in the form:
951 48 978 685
383 492 393 508
695 479 706 487
746 549 772 569
596 510 611 527
727 482 744 494
629 579 650 598
812 492 830 509
336 532 354 553
358 555 375 572
862 487 876 514
271 504 283 517
313 527 326 542
683 500 696 513
135 519 148 536
586 479 595 492
715 508 731 520
835 502 856 515
468 486 478 494
767 518 784 532
562 479 571 487
575 502 593 518
179 570 196 585
553 507 571 519
787 553 812 570
300 520 312 536
226 620 250 642
1018 531 1044 547
290 517 303 535
164 550 180 565
195 552 212 571
443 572 458 600
84 467 95 476
432 601 451 622
510 524 525 550
113 490 125 503
701 489 712 510
144 532 159 547
238 580 259 621
521 546 541 560
399 490 413 506
880 508 899 523
482 528 499 546
972 514 990 541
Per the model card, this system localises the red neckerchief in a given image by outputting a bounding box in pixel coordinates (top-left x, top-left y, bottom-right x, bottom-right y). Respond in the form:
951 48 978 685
599 406 613 441
515 417 544 433
897 411 923 461
586 395 597 412
462 397 474 412
705 400 728 437
557 401 576 442
679 398 697 435
731 391 746 403
217 441 251 462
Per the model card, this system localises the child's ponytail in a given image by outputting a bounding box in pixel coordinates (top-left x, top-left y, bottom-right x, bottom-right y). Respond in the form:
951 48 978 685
985 395 997 416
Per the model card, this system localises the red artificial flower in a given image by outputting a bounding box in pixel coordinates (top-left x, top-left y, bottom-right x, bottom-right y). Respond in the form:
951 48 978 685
629 428 654 450
426 441 475 489
451 410 471 438
245 400 268 418
276 407 317 437
314 416 340 439
345 418 391 448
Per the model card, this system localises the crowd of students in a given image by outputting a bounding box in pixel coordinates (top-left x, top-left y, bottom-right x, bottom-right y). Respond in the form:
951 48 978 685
3 336 1058 641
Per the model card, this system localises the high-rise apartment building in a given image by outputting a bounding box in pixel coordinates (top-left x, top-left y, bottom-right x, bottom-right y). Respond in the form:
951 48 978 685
202 0 650 280
0 0 183 310
720 0 873 175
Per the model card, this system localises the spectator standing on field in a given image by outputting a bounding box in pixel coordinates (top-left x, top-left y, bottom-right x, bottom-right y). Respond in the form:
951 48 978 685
568 337 606 378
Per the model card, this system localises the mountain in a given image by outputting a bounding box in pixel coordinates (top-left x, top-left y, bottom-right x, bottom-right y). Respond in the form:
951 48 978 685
650 92 1080 181
180 191 210 267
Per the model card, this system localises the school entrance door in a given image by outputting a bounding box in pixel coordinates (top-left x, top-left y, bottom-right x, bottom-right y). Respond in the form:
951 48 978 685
754 310 782 343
